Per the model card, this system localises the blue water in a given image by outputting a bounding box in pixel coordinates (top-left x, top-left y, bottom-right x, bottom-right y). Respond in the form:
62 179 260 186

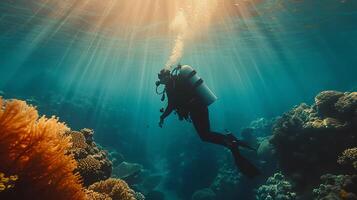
0 0 356 199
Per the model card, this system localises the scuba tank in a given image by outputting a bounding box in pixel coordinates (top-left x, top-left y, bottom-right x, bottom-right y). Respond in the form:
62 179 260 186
175 65 217 106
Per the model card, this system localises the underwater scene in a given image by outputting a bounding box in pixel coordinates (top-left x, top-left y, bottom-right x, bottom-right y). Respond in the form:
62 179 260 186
0 0 356 200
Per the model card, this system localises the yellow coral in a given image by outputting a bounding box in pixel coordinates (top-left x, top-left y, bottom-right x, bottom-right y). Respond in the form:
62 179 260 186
338 147 357 170
88 178 136 200
0 98 85 200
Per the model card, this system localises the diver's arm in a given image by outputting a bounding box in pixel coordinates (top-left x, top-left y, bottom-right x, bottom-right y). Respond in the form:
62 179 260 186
159 103 173 128
160 102 174 120
159 89 175 127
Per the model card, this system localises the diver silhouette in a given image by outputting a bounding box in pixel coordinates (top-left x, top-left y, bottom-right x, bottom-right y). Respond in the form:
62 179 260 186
156 64 261 178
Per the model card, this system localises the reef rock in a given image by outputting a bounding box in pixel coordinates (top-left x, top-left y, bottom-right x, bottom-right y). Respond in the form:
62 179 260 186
256 172 296 200
270 91 357 188
257 137 275 158
66 129 112 186
191 188 216 200
249 117 276 137
114 162 143 179
312 174 357 200
210 161 241 195
241 128 259 149
315 91 344 117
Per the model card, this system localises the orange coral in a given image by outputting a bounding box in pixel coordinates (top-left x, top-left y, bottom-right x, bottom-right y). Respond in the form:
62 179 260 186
0 98 85 200
88 178 136 200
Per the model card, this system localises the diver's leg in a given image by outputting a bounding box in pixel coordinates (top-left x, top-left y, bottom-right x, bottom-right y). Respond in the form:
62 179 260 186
190 106 261 177
190 106 226 146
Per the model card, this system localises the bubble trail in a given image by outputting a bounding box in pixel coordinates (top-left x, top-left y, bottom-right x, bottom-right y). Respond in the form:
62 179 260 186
165 0 218 69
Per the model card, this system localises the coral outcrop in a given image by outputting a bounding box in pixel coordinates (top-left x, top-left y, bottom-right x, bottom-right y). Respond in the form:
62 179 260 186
87 178 136 200
338 147 357 171
312 174 357 200
0 98 85 200
210 161 241 197
256 172 296 200
270 91 357 188
66 129 113 186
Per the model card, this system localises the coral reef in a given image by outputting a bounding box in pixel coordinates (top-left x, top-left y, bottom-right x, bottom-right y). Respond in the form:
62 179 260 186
210 161 241 196
66 129 112 186
85 189 111 200
256 172 296 200
312 174 357 200
270 91 357 188
0 98 85 200
338 147 357 171
191 188 216 200
87 178 136 200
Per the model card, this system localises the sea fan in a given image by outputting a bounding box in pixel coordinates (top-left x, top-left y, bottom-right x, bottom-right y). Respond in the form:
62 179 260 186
0 97 85 200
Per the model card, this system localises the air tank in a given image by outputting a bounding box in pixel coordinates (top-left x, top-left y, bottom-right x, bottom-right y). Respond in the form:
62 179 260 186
179 65 217 106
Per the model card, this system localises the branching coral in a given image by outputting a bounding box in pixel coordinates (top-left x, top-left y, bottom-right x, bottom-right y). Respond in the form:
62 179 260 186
0 98 85 200
87 178 136 200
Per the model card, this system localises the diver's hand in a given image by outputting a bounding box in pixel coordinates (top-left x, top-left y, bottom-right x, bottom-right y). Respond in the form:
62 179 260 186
159 117 164 128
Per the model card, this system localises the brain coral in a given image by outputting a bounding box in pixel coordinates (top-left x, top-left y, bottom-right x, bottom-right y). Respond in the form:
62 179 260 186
270 91 357 189
87 178 136 200
0 98 85 200
85 189 111 200
67 129 112 186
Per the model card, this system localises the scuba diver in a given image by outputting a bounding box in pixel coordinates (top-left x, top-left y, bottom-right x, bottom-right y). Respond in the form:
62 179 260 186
155 64 261 178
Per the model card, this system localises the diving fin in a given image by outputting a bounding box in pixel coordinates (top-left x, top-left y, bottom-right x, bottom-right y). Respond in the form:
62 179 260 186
236 139 257 151
225 133 256 151
231 148 261 178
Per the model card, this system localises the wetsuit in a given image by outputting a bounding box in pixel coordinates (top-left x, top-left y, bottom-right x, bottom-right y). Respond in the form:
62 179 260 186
160 76 261 178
